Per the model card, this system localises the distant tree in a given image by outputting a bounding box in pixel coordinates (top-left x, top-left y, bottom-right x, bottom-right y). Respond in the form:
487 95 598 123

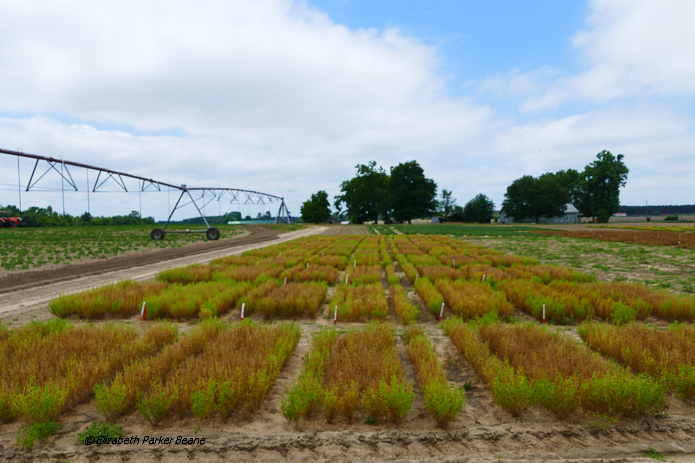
583 150 629 223
301 190 331 223
390 161 437 224
502 175 569 223
437 189 458 220
335 161 390 224
244 215 251 221
463 194 495 223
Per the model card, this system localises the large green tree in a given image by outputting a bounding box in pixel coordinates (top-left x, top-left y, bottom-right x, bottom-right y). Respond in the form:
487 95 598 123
390 161 438 224
583 150 629 223
334 162 390 224
300 190 331 223
502 175 570 223
463 194 495 223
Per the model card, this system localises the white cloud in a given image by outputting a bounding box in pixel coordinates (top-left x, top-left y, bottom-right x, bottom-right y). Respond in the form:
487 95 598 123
0 0 693 220
524 0 695 110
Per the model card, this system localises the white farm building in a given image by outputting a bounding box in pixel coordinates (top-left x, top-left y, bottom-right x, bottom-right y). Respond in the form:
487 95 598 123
499 203 580 224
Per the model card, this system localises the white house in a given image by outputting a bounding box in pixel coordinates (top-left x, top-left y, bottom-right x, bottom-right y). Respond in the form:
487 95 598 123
499 204 580 224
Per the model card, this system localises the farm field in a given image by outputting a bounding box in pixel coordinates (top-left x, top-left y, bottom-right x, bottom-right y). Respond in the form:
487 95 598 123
1 227 695 462
0 223 244 272
471 233 695 295
537 227 695 249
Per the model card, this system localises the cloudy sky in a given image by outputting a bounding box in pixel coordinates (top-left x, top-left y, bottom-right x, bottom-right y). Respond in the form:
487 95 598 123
0 0 693 221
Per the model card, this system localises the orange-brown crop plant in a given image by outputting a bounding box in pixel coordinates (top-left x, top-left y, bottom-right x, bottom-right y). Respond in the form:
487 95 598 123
49 280 169 319
436 279 513 319
1 319 177 424
322 324 412 424
417 265 463 282
346 265 382 285
214 264 283 282
331 283 389 321
156 264 214 284
256 282 328 318
391 284 419 324
579 322 695 400
292 265 340 285
137 321 300 424
94 319 225 420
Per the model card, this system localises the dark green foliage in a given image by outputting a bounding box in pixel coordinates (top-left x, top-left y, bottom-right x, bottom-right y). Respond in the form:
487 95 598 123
76 420 123 444
300 191 331 223
335 161 391 224
390 161 438 224
463 194 495 223
583 151 629 223
502 175 570 223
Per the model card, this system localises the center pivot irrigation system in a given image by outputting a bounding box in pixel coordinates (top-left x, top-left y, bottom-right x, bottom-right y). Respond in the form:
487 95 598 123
1 148 291 241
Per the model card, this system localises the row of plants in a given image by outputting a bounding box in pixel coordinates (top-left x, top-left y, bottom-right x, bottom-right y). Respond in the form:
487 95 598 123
0 319 177 448
282 324 413 426
136 320 300 425
579 322 695 401
404 328 466 426
389 233 695 323
48 234 368 321
443 318 668 418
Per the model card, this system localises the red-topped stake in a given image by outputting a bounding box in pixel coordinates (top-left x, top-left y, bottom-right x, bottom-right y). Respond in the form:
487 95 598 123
141 302 146 321
439 302 445 321
542 304 546 324
240 302 245 321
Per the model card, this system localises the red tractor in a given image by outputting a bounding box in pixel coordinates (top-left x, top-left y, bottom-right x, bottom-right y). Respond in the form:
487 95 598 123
0 211 24 228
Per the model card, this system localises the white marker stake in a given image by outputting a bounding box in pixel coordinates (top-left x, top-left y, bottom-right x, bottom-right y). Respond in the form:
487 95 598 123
354 260 356 268
141 302 146 321
334 305 338 324
346 274 349 285
453 259 455 268
284 277 287 285
482 274 487 282
322 252 324 257
307 263 310 268
439 303 445 321
542 304 546 324
240 303 245 321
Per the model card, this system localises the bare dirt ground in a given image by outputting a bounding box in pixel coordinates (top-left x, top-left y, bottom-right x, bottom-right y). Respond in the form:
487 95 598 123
2 225 695 462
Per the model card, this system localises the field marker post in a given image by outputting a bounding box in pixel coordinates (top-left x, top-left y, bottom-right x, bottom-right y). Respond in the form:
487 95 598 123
284 277 287 285
354 260 356 268
307 263 310 268
482 274 486 282
240 303 245 320
439 303 444 321
346 274 349 285
542 304 546 324
334 305 338 324
141 302 146 321
453 259 455 268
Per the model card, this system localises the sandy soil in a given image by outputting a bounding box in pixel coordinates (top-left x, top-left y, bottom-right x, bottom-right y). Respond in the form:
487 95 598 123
1 226 695 462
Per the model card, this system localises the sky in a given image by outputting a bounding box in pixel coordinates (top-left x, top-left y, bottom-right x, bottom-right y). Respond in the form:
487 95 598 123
0 0 693 221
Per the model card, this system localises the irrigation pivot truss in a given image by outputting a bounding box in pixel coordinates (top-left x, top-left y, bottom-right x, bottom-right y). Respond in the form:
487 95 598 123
1 148 291 240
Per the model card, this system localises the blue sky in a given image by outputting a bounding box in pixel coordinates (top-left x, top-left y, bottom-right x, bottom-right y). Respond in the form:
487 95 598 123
0 0 693 220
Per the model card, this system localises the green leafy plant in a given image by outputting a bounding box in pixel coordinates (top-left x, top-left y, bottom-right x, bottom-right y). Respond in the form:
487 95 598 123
76 420 123 444
17 421 62 450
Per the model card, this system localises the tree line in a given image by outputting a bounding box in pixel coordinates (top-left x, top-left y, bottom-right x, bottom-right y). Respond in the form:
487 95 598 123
502 150 629 223
0 204 155 227
301 150 631 225
300 160 495 224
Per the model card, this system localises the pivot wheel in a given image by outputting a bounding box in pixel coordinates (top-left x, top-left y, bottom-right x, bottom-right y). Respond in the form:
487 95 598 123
206 227 220 241
150 228 165 240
